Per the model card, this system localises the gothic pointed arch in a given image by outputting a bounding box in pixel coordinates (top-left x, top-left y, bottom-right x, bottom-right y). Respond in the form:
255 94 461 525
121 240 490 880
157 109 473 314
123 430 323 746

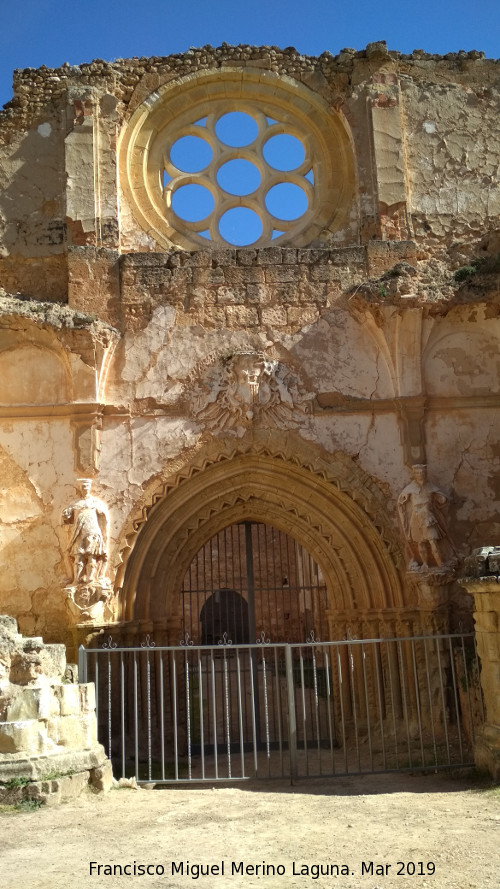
115 432 406 632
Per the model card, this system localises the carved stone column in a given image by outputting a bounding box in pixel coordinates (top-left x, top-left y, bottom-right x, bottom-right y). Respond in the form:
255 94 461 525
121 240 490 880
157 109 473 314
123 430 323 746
460 548 500 780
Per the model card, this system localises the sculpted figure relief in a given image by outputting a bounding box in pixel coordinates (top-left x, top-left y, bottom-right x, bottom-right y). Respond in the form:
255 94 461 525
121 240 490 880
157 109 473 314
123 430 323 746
397 465 454 571
63 478 109 584
62 479 113 623
192 350 312 432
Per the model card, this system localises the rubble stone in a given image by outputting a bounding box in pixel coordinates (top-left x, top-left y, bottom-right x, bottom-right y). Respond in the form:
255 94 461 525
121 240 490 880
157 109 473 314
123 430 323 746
0 617 111 803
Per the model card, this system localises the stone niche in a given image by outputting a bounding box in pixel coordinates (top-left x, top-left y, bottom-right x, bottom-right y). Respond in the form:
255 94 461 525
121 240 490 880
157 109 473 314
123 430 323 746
0 615 111 806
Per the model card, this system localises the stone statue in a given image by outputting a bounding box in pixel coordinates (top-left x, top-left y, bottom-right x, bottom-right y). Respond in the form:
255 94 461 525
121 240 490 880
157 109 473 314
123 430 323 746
397 464 453 570
62 479 114 623
63 478 109 584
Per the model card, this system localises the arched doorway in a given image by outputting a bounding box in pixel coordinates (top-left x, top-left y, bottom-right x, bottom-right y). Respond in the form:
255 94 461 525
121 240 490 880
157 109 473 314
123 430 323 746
87 443 480 781
118 438 408 641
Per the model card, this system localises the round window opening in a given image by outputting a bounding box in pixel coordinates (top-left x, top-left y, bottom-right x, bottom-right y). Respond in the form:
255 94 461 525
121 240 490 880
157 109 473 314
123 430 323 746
121 71 354 250
164 110 312 247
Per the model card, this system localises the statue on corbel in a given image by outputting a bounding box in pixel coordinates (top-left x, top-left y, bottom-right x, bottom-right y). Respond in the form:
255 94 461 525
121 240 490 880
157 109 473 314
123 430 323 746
62 478 115 624
397 464 456 572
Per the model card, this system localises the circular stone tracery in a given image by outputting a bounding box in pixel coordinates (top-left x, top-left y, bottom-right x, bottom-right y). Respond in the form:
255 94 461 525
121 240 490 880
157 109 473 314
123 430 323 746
164 109 313 246
120 70 355 250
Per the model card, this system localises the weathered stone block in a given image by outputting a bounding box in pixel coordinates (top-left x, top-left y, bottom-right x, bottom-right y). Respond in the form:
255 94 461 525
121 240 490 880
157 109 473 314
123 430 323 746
54 770 90 799
209 249 236 266
0 616 19 637
246 284 268 303
225 306 259 327
79 683 96 713
265 266 300 284
255 247 282 265
216 286 246 305
281 248 298 264
9 639 66 685
261 306 288 327
235 249 258 265
310 264 342 282
223 266 265 285
89 760 114 792
56 683 81 716
47 714 95 749
287 306 319 327
6 685 59 721
0 719 47 754
199 267 224 285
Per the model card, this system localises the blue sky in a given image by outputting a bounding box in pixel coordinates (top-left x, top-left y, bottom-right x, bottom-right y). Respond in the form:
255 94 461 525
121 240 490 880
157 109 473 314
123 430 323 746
1 0 499 109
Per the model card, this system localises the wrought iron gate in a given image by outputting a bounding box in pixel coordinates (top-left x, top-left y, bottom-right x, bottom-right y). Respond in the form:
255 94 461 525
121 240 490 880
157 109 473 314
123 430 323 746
79 631 483 783
180 522 329 645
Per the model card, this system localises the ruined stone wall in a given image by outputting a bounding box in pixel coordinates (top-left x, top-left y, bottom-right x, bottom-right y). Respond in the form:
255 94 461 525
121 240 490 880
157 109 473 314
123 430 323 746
0 615 111 803
0 44 499 298
0 45 499 648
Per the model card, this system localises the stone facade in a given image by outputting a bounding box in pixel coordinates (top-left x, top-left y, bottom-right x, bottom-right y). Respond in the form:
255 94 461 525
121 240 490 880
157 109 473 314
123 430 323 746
0 43 499 772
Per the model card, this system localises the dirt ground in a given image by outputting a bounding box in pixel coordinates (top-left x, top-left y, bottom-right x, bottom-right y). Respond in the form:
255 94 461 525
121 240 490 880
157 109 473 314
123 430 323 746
1 771 498 889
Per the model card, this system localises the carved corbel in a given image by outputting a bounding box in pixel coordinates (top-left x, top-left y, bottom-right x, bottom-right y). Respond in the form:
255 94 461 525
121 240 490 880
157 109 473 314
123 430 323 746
71 414 102 474
396 396 427 465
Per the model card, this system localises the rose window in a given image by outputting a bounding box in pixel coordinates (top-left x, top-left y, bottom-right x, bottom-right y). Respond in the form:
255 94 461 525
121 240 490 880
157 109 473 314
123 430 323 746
163 109 314 247
120 70 355 250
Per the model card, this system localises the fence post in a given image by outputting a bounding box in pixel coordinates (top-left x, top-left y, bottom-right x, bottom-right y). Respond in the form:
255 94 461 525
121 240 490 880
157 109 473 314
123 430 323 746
78 645 87 683
285 645 298 783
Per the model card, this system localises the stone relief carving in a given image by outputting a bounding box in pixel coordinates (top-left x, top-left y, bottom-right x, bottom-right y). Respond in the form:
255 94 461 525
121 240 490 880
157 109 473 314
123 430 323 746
62 479 114 624
191 350 313 433
397 464 455 571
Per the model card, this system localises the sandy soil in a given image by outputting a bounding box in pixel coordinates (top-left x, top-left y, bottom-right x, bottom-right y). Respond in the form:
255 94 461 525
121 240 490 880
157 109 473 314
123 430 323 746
1 772 499 889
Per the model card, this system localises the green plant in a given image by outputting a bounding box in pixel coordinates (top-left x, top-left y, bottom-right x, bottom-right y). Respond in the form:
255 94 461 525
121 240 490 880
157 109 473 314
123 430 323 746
383 266 402 279
41 769 75 782
2 776 31 789
454 253 500 283
454 265 477 282
15 798 43 811
377 284 389 298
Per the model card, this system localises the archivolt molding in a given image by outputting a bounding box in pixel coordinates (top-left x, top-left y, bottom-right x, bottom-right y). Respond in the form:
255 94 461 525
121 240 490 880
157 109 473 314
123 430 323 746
115 431 406 623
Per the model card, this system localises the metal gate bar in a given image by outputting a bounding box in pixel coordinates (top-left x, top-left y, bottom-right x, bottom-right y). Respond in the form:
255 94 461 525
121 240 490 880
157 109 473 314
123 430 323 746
79 633 484 783
181 522 329 645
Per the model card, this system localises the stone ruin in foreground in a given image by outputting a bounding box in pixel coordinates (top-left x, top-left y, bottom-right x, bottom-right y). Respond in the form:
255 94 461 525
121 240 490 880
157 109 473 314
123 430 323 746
0 616 111 804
